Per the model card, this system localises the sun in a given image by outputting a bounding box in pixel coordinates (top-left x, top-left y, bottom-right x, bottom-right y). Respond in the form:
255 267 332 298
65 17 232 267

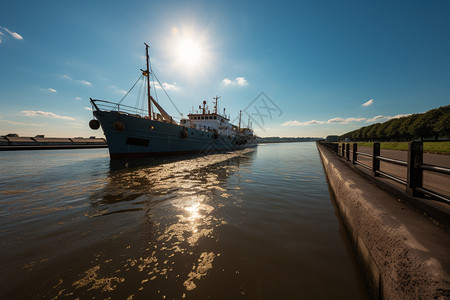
177 38 202 66
165 25 214 77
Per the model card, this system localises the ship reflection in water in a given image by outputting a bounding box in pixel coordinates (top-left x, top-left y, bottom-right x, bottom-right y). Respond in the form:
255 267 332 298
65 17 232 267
0 144 369 299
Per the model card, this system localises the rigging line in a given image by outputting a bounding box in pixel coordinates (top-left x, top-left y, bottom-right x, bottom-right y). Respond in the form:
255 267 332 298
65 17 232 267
148 56 183 117
148 58 159 102
152 71 182 117
135 76 144 113
140 78 146 114
150 72 159 103
117 74 144 105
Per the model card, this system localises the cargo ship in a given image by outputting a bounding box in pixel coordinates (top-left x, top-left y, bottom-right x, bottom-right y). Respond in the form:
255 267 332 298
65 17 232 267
89 43 256 159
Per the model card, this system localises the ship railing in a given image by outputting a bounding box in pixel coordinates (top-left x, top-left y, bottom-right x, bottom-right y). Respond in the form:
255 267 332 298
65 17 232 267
91 99 183 123
90 99 148 118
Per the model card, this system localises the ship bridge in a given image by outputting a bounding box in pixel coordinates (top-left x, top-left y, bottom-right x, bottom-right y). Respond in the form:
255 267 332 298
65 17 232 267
180 97 234 133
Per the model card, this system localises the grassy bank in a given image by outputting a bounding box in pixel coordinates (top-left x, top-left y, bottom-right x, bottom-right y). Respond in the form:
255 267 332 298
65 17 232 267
355 141 450 155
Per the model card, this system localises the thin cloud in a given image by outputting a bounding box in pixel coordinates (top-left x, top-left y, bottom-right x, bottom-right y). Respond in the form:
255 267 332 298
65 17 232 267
327 117 366 124
2 27 23 40
222 77 248 87
153 81 180 91
79 79 92 86
0 119 44 127
74 97 82 101
282 120 326 126
84 107 92 111
366 115 385 122
282 116 367 126
392 114 411 119
48 88 57 93
62 74 92 86
162 82 179 91
22 110 76 121
362 99 374 107
366 114 411 123
109 85 127 95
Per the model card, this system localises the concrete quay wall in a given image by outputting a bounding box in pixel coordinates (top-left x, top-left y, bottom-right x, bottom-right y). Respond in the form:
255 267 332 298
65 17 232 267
317 144 449 299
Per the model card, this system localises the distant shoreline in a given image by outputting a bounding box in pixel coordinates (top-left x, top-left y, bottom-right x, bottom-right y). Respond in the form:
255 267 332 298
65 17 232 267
0 135 107 151
0 144 108 151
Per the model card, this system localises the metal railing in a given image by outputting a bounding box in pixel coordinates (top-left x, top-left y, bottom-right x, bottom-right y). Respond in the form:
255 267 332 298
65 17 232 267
91 99 183 122
319 141 450 204
91 99 149 118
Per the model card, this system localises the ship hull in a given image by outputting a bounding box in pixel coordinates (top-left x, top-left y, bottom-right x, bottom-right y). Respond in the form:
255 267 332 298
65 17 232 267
94 111 256 159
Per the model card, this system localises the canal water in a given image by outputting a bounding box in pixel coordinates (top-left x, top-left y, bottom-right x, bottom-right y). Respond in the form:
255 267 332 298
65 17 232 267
0 142 369 299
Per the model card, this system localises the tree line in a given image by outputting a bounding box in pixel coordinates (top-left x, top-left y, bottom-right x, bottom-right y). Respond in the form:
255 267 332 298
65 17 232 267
340 105 450 142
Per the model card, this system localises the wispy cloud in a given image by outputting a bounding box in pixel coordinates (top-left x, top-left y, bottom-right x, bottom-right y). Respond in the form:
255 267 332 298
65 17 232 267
62 74 92 86
79 79 92 86
282 120 326 126
328 117 367 124
109 85 127 95
362 99 374 107
0 119 44 127
222 77 248 87
282 116 366 126
1 27 23 40
282 113 411 127
392 114 411 119
366 114 411 123
22 110 76 120
153 81 180 91
84 107 92 111
74 97 82 101
48 88 57 93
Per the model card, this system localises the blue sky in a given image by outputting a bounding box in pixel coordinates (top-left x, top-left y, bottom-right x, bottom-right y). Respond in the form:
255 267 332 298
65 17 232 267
1 0 449 138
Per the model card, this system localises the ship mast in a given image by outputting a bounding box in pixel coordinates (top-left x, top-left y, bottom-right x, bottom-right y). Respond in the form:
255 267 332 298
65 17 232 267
238 110 242 131
213 95 220 114
144 43 152 120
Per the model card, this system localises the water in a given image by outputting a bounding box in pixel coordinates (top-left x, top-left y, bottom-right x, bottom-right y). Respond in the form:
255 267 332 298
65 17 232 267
0 143 369 299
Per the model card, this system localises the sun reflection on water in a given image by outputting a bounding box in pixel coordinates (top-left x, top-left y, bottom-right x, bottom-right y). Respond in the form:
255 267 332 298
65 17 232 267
46 149 255 298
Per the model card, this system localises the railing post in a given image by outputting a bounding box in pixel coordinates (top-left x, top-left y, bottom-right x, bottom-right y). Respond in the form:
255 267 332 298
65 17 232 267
372 142 380 176
407 141 424 197
352 143 357 164
346 143 350 161
342 143 345 157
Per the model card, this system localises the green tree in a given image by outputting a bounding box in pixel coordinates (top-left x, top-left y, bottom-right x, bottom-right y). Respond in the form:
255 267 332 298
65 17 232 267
433 111 450 140
367 123 381 141
375 121 390 141
409 108 442 140
399 114 418 141
385 117 404 141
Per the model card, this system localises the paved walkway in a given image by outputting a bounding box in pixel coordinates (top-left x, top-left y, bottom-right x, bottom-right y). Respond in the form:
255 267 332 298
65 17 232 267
349 147 450 228
357 147 450 198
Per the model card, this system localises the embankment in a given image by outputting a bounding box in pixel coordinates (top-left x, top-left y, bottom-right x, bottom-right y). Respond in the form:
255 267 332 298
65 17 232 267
317 144 449 299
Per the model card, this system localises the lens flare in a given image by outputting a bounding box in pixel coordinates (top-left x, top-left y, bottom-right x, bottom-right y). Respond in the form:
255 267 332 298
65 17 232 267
177 38 201 66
